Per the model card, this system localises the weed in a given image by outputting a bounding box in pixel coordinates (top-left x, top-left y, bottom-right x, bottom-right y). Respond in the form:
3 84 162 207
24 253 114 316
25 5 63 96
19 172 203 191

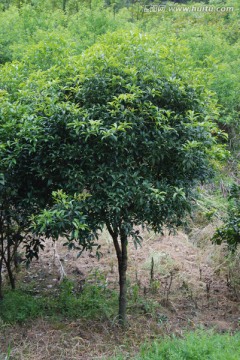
109 330 240 359
163 271 174 303
0 290 43 323
150 256 154 283
157 313 168 326
0 344 11 360
144 252 175 277
211 248 240 300
206 280 212 307
149 256 161 294
44 276 118 320
130 283 140 303
128 287 160 317
0 276 118 324
138 330 240 360
150 279 160 294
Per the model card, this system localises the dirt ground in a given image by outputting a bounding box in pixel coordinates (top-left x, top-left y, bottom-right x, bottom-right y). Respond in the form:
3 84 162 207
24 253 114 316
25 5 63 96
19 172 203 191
0 226 239 359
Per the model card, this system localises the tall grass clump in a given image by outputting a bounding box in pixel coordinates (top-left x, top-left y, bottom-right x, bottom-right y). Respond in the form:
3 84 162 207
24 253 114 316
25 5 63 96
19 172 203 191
111 330 240 359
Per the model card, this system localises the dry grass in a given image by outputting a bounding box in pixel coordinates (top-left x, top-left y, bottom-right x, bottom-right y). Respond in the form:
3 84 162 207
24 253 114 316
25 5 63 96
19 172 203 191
1 316 172 360
1 228 240 359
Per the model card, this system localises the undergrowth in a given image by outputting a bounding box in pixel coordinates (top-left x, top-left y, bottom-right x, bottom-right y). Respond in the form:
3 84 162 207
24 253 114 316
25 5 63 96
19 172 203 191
0 273 164 325
0 278 118 324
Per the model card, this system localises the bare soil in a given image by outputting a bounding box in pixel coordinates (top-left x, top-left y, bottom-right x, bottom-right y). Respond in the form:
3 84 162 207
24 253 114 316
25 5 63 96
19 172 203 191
0 226 239 359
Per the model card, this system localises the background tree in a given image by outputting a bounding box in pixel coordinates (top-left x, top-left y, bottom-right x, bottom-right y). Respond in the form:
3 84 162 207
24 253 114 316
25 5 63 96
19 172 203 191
0 89 58 299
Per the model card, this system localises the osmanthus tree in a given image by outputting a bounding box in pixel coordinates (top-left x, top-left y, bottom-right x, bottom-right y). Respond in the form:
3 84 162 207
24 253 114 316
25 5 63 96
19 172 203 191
0 62 81 298
0 88 57 299
1 32 225 323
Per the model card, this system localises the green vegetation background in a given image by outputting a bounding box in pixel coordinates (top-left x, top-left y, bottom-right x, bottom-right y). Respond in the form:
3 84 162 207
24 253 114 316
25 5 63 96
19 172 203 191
0 0 239 359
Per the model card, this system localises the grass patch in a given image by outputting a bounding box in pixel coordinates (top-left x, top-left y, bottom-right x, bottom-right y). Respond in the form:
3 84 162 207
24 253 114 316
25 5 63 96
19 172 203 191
111 330 240 359
0 278 118 324
0 290 43 324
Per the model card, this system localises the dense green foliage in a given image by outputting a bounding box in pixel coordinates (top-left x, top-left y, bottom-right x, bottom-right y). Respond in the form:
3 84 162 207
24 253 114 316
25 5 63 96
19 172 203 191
0 0 239 145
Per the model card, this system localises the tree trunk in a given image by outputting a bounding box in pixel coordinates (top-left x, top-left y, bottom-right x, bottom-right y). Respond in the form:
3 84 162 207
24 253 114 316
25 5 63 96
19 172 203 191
118 232 128 325
5 241 15 290
5 261 15 290
106 222 128 326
